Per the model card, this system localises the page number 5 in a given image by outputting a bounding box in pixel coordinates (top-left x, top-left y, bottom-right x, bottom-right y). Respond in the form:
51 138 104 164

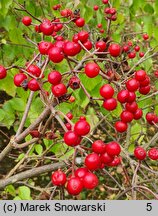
146 203 152 211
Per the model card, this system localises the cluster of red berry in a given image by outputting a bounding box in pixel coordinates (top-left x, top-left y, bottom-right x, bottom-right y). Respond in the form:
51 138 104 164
115 70 151 132
134 146 158 161
51 140 121 196
146 112 158 125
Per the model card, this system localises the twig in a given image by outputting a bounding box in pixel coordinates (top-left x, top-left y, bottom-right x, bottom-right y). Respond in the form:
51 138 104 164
0 162 66 189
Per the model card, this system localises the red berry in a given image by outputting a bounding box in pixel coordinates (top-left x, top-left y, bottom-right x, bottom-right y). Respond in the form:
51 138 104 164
139 76 150 87
51 170 67 186
102 0 109 4
28 79 40 91
78 31 89 43
83 172 98 189
143 34 149 40
74 120 90 136
35 25 41 33
79 116 86 121
103 98 117 111
104 8 110 14
0 66 7 79
74 167 88 181
66 112 73 120
97 23 102 28
126 91 136 103
125 101 138 113
95 41 106 52
84 62 100 78
148 148 158 160
92 140 106 154
123 45 129 52
128 51 136 59
108 43 121 57
48 71 62 85
100 84 114 99
109 8 116 15
69 96 75 103
85 153 101 171
27 64 41 77
67 177 83 195
48 47 64 63
72 34 79 42
135 70 146 81
128 41 133 46
14 73 27 87
52 83 67 97
93 5 99 11
126 78 139 92
106 141 121 156
75 18 85 27
133 108 143 120
117 90 129 103
120 110 134 123
154 71 158 78
38 41 53 55
139 52 144 58
100 152 114 164
139 85 150 95
115 121 128 133
100 29 105 33
64 131 81 146
22 16 32 26
134 45 140 52
40 20 54 35
60 9 72 17
83 40 93 50
55 36 64 41
65 123 72 130
134 146 146 160
64 41 81 56
146 112 156 124
54 41 64 50
106 156 121 167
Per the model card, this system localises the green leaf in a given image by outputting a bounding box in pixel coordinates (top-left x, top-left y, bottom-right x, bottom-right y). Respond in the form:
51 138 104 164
144 4 154 14
10 98 26 112
0 0 13 17
35 144 43 155
18 186 32 200
51 143 68 155
0 109 5 121
0 74 16 97
13 196 22 200
142 16 153 36
16 153 25 162
82 5 93 23
9 29 25 44
5 185 16 197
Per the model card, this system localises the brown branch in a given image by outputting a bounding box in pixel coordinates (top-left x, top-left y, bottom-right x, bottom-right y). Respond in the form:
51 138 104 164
0 162 66 189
